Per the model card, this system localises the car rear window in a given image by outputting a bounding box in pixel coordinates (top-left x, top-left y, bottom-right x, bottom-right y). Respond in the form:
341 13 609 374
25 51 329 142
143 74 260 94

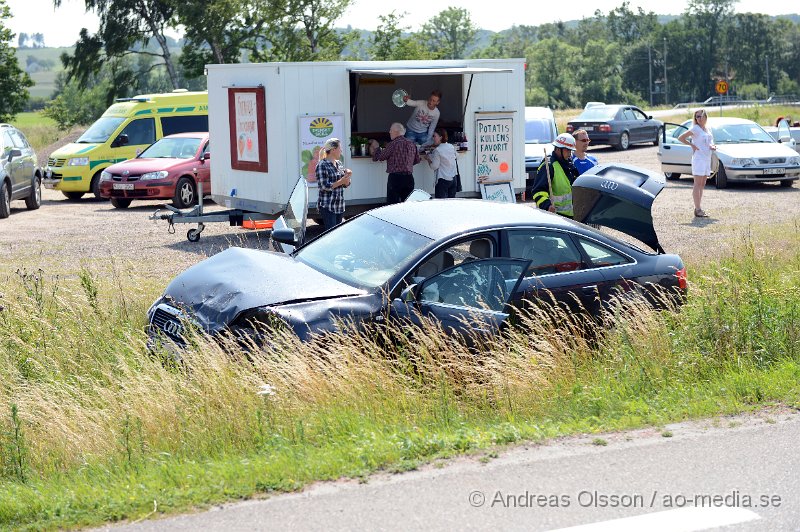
576 107 618 121
162 115 209 136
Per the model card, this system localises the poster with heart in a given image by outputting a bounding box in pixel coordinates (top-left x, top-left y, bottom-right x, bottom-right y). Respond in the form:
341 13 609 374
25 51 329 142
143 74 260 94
228 87 268 172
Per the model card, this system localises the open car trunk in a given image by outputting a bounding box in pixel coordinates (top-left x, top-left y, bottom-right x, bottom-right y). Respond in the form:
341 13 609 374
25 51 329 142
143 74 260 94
572 163 666 253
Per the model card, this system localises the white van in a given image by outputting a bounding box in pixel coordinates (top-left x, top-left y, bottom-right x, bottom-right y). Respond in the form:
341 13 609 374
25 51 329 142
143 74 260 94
524 106 558 184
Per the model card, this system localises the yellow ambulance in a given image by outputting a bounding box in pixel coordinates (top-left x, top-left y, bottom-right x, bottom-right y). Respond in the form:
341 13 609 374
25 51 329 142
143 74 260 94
44 90 208 199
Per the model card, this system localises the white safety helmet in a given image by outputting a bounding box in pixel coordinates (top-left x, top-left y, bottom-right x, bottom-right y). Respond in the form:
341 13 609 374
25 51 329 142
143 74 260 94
553 133 576 151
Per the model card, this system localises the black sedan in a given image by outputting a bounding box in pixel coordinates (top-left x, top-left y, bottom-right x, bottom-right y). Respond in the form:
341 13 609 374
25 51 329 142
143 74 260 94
567 105 663 150
147 165 686 346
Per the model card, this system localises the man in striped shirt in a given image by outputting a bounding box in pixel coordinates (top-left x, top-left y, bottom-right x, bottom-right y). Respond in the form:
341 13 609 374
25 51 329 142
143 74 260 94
370 123 421 204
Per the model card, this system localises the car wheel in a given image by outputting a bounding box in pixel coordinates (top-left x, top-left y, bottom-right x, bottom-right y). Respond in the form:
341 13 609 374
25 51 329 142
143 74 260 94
111 198 132 209
714 163 728 189
90 171 105 200
653 127 663 146
616 132 630 150
25 175 42 210
664 172 681 180
62 191 85 200
173 177 197 209
780 179 793 188
0 180 10 219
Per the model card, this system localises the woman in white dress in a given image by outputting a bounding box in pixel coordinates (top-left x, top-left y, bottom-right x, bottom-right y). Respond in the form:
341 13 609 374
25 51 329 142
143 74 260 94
678 108 716 218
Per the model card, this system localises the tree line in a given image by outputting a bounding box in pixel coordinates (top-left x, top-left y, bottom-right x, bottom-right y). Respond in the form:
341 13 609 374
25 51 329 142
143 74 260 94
1 0 799 126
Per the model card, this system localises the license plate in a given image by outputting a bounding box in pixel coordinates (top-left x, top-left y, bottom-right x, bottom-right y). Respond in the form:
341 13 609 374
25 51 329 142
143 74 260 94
763 168 785 175
113 183 134 190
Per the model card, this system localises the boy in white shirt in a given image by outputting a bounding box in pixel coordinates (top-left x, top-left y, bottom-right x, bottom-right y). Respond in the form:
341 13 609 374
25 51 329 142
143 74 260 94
403 90 442 145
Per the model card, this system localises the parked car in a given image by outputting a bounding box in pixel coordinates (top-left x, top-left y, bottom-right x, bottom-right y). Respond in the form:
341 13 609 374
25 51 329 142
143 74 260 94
0 124 41 218
146 165 687 349
658 117 800 188
99 132 210 208
524 106 558 188
567 105 663 150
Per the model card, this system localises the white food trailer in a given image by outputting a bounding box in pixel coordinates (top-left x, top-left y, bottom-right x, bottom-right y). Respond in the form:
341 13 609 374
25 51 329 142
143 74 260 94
209 58 526 215
156 59 526 241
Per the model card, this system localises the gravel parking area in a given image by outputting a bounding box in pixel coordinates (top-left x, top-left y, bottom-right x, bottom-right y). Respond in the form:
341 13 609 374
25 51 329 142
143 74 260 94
2 144 798 279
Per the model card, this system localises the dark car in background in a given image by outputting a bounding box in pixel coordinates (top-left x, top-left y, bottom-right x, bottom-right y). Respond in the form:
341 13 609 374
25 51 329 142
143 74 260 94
98 132 210 209
567 105 663 150
147 164 686 349
0 124 41 218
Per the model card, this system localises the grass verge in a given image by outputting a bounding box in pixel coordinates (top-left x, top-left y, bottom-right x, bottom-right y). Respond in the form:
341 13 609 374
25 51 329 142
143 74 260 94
1 232 800 529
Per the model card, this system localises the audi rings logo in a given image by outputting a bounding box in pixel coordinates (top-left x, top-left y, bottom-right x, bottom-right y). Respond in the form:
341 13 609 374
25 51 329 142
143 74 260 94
600 180 618 191
162 319 183 337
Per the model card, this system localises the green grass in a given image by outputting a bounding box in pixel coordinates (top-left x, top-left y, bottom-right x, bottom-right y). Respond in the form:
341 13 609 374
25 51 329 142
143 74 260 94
9 112 67 153
1 228 800 529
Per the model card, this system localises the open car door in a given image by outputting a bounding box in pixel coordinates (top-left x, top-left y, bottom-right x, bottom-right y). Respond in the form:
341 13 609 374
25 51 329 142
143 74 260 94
572 163 666 253
271 177 309 254
390 258 529 345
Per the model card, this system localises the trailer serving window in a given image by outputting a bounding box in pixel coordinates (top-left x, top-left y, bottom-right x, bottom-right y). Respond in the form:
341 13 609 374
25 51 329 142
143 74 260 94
348 67 512 151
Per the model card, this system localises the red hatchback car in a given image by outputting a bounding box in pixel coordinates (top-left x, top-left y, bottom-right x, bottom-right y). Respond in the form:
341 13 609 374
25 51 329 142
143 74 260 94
99 132 210 209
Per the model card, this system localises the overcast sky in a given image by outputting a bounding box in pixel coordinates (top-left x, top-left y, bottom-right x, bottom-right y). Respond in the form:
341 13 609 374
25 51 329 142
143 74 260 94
5 0 797 48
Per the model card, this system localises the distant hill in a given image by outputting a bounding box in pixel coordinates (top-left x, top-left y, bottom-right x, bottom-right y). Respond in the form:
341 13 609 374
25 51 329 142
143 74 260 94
15 46 72 99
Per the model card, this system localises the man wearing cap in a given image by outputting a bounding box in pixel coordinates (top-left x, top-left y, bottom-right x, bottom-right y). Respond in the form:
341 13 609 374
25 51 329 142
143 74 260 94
315 138 351 230
529 132 580 218
370 123 421 204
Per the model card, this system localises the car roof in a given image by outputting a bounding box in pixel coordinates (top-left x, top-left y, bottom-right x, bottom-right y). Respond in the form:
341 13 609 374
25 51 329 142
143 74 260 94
525 106 554 119
366 199 577 240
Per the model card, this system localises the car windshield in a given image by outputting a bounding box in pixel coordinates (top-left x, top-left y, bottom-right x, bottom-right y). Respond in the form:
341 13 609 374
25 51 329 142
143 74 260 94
140 137 202 158
576 107 618 121
710 123 774 144
77 117 126 143
525 119 555 143
295 214 432 289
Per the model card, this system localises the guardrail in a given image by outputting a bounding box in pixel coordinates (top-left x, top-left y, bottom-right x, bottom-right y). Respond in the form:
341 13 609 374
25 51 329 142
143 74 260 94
673 95 800 109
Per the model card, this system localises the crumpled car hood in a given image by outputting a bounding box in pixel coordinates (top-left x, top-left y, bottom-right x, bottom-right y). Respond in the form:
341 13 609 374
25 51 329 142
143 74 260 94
162 247 365 331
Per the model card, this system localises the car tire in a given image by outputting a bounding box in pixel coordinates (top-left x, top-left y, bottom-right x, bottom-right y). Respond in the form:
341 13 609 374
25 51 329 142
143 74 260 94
90 171 104 200
665 172 681 180
616 132 630 150
653 127 663 146
0 180 10 219
25 175 42 210
63 191 85 200
173 177 197 209
111 198 132 209
714 164 728 189
780 179 793 188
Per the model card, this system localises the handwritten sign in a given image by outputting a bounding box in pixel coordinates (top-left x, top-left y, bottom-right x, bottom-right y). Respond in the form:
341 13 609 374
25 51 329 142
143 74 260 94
476 116 513 183
228 87 267 172
479 182 516 203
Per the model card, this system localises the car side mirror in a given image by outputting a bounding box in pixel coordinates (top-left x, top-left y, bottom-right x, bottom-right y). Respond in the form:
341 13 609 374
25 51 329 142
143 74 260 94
271 228 297 247
8 149 21 161
111 134 129 148
399 283 419 303
202 152 211 161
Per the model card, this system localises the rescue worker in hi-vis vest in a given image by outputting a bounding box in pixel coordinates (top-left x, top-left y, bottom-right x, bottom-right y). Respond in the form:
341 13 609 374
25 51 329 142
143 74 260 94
529 133 580 218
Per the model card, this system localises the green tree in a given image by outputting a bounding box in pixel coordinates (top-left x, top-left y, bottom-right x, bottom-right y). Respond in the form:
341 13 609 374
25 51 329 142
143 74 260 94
419 7 477 60
177 0 271 77
250 0 357 62
0 0 33 122
42 73 112 130
526 38 580 108
56 0 182 89
368 11 432 60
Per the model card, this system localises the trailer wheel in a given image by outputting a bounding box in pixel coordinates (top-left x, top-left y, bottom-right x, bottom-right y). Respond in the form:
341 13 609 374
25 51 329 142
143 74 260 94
187 228 201 242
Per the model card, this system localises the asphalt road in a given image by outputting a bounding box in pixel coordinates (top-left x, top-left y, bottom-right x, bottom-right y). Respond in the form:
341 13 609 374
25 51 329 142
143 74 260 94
103 411 800 531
